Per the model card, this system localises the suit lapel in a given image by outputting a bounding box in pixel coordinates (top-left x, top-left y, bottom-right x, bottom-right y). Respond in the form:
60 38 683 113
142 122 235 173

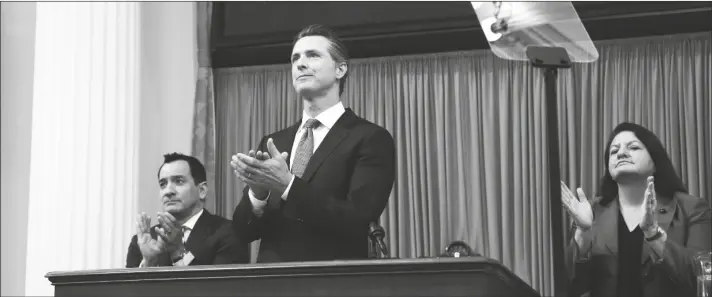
184 209 212 256
267 123 299 211
640 194 677 264
596 201 620 259
274 123 300 169
299 109 354 182
655 194 676 232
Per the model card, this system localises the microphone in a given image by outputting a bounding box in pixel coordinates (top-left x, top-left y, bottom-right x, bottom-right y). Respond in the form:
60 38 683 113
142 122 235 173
442 240 480 258
369 222 389 258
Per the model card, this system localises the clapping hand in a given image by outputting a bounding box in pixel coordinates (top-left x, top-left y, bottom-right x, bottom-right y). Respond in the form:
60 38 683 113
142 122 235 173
639 176 658 234
155 212 185 257
136 212 165 265
561 181 595 230
231 149 271 198
231 138 292 197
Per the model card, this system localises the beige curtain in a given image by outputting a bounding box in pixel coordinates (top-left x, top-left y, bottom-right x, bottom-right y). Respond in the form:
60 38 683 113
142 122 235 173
212 32 711 295
191 2 217 213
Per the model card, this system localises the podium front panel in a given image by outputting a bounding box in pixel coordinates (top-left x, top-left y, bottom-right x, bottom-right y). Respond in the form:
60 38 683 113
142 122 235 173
47 257 540 297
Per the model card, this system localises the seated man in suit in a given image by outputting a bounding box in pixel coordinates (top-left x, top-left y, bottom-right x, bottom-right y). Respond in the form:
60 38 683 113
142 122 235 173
230 24 396 263
126 153 249 267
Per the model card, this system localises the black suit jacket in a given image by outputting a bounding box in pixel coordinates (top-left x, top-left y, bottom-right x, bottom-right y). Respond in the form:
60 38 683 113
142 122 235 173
126 209 249 267
566 192 711 297
233 108 396 263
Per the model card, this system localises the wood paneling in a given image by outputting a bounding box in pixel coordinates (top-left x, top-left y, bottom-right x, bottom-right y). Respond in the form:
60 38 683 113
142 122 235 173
211 1 712 67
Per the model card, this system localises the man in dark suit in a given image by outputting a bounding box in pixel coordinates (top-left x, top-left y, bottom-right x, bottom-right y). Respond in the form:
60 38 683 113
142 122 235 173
230 24 396 263
126 153 249 267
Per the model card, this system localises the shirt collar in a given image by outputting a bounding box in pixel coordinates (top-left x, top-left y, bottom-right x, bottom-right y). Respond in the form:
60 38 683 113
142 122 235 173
182 209 204 230
299 101 346 130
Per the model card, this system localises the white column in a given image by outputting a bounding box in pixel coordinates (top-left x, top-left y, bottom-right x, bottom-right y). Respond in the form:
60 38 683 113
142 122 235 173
1 2 37 296
25 2 140 295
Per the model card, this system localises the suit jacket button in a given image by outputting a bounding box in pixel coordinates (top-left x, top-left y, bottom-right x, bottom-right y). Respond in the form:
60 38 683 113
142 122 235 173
659 208 667 214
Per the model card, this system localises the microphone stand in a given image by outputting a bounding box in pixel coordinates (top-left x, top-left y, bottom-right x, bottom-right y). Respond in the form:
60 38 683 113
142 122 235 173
472 2 598 294
369 222 389 259
526 45 571 297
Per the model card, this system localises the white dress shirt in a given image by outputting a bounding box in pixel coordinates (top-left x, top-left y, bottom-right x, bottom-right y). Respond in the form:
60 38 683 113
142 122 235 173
139 209 203 267
248 102 347 217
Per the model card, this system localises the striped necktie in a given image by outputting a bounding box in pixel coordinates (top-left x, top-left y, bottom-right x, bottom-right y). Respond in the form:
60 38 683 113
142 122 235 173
291 119 321 178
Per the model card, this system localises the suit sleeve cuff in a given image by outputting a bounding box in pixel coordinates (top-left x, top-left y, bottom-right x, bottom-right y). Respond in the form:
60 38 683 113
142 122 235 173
173 251 195 266
645 231 667 263
574 228 593 262
249 189 269 217
281 175 295 200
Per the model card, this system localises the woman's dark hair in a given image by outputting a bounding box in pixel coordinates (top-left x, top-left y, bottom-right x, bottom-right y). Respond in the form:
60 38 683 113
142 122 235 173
597 122 687 205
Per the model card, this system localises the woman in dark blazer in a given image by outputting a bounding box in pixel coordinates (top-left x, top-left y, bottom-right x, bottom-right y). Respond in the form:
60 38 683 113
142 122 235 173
561 122 711 297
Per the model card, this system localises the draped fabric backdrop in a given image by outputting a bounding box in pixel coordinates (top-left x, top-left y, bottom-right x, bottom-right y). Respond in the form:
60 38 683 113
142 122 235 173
191 2 218 213
206 32 711 295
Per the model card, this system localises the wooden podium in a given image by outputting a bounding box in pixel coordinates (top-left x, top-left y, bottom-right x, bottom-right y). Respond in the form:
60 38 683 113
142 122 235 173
46 257 540 297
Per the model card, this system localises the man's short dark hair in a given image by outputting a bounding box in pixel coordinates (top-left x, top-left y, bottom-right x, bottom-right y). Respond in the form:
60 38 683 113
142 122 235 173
156 153 207 184
293 24 349 96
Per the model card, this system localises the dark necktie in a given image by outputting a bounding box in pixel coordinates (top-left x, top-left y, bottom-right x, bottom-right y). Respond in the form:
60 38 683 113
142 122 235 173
291 119 321 178
181 226 189 244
